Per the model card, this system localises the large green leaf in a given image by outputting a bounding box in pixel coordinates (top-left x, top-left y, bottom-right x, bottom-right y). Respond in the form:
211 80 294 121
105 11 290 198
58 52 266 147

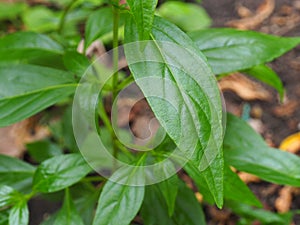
157 1 211 31
8 200 29 225
243 64 284 100
0 64 77 126
224 114 300 186
92 168 145 225
189 28 300 74
0 32 63 61
53 189 84 225
63 51 90 78
127 0 157 40
33 154 92 193
125 15 224 207
0 155 35 192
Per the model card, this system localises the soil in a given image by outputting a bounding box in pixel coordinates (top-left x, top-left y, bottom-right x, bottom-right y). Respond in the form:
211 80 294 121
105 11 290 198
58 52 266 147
201 0 300 224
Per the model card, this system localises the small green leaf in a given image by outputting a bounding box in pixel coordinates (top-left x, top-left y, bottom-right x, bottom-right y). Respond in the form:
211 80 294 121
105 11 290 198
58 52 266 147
243 64 284 100
0 155 35 192
0 2 27 20
33 154 92 193
223 165 261 207
26 140 63 163
158 174 178 216
172 180 206 225
92 167 145 225
224 114 300 186
0 64 77 126
127 0 158 40
53 189 84 225
141 181 206 225
22 6 59 32
63 51 90 78
0 186 17 208
85 7 125 49
227 201 291 225
157 1 211 31
9 200 29 225
0 32 63 62
189 28 300 74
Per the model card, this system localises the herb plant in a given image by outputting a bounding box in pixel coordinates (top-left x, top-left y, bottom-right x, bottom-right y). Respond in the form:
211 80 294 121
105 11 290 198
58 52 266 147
0 1 300 225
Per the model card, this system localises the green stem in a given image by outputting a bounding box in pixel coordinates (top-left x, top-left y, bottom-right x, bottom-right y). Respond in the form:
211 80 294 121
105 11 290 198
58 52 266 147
111 1 120 168
58 0 78 34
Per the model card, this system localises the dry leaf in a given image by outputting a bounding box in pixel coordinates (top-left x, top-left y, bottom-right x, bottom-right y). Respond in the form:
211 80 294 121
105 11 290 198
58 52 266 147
238 172 261 183
0 117 49 157
272 100 298 117
275 186 294 213
226 0 275 30
219 73 272 101
279 132 300 153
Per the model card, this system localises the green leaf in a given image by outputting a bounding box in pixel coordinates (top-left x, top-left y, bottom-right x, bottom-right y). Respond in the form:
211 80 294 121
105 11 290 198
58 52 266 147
53 189 84 225
243 64 284 100
92 168 145 225
125 15 224 207
0 155 35 192
0 210 9 225
127 0 157 40
26 140 63 163
22 6 59 32
158 175 178 216
189 28 300 74
0 32 63 62
223 165 261 207
0 186 17 208
85 7 126 49
141 181 206 225
33 154 92 193
63 51 90 78
172 180 206 225
0 2 27 21
157 1 211 31
0 64 77 126
227 201 292 225
9 200 29 225
184 152 224 208
224 114 300 186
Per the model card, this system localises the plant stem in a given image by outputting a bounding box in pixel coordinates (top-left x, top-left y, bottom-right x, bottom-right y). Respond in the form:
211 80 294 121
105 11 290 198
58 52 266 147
58 0 78 34
111 1 120 169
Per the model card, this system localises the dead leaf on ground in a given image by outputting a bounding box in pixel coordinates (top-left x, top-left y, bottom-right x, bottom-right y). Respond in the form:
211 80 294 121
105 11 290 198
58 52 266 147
272 99 298 117
219 73 272 101
279 132 300 154
275 186 295 213
0 117 49 157
238 172 261 184
226 0 275 30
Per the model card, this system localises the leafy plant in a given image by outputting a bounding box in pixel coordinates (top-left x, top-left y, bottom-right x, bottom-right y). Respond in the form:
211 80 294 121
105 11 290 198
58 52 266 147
0 0 300 224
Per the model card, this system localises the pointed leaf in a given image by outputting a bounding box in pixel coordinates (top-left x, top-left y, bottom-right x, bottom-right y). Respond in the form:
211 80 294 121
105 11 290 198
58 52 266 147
189 28 300 74
92 167 145 225
158 175 178 216
127 0 158 40
0 155 35 192
0 186 17 208
243 64 284 100
63 51 90 78
224 114 300 186
54 189 84 225
9 200 29 225
0 32 63 61
33 154 92 193
0 64 77 126
125 15 224 207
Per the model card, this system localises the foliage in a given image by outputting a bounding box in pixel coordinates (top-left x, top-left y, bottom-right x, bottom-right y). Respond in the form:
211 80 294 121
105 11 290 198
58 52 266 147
0 0 299 224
